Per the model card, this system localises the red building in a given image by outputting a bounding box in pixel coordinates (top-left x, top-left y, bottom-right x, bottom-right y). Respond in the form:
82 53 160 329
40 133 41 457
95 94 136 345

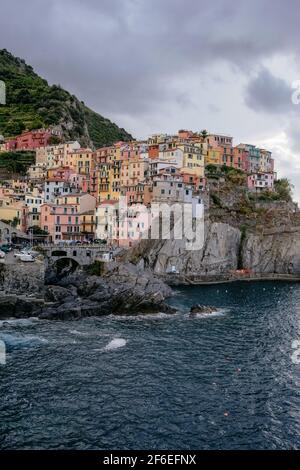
5 128 61 151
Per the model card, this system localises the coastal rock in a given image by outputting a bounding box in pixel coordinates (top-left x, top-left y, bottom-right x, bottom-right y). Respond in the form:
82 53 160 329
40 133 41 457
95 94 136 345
44 285 76 303
127 222 241 277
190 304 216 315
39 263 175 320
242 227 300 274
0 295 43 318
126 221 300 280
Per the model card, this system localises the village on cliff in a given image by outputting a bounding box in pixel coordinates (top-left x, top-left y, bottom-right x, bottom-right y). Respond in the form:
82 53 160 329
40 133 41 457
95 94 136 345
0 127 278 247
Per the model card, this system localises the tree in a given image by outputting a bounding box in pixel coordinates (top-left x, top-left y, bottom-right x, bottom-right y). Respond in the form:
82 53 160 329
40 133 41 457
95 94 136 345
200 129 208 140
27 226 48 235
274 178 293 202
11 217 20 227
48 135 61 145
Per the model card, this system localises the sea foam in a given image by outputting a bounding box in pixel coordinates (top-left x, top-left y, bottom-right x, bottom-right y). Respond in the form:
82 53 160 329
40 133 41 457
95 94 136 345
104 338 127 351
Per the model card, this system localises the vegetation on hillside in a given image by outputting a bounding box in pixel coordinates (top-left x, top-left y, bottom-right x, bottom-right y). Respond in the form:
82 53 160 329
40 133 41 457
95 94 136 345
0 49 132 148
0 150 35 175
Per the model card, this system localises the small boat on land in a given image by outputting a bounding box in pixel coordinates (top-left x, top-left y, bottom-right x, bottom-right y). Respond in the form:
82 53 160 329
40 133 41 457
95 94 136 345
19 253 35 262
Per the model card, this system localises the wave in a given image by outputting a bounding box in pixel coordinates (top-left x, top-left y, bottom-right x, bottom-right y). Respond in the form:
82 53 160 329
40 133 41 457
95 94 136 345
110 312 177 321
103 338 127 351
190 308 229 319
0 333 48 351
0 318 39 328
69 329 91 337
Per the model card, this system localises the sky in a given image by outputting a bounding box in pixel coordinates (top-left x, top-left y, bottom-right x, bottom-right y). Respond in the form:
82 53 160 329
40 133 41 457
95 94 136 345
1 0 300 200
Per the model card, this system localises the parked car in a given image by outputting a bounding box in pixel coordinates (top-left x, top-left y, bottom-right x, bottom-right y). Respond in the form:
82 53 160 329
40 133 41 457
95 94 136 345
0 250 6 259
0 244 12 253
14 247 39 258
18 253 35 262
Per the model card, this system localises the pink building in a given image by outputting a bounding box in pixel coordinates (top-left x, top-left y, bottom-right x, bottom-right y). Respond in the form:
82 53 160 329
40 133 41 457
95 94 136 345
206 134 233 148
41 193 96 243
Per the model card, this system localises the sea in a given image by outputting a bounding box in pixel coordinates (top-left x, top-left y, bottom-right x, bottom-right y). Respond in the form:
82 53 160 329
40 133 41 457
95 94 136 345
1 281 300 450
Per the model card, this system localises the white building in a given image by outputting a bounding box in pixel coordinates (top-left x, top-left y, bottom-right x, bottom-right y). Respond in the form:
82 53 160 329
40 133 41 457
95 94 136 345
44 179 76 203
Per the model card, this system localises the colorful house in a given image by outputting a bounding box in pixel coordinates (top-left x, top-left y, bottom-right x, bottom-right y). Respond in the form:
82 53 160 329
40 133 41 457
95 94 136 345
247 172 275 192
41 193 96 243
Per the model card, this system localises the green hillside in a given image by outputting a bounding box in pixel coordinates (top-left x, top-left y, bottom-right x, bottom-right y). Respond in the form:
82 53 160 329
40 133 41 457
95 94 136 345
0 49 132 148
0 150 35 177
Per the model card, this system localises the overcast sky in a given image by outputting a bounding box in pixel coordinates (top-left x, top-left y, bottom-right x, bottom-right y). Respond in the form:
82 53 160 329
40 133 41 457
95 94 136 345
1 0 300 200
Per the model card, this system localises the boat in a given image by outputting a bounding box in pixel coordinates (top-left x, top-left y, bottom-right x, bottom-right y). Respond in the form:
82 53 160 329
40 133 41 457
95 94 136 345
166 265 180 274
19 253 35 262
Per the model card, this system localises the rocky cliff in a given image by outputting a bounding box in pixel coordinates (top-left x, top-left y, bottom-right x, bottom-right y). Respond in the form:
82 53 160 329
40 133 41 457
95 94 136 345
0 261 174 319
125 212 300 281
242 226 300 274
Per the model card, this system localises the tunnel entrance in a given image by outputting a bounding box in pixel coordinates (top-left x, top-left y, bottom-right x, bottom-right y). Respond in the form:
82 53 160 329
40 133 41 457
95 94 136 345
53 257 80 277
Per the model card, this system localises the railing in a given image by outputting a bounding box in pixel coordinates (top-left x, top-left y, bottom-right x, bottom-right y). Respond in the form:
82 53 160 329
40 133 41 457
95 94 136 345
40 243 114 250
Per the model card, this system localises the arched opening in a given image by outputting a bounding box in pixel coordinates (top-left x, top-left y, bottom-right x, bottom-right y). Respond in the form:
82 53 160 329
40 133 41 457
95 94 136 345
53 257 79 277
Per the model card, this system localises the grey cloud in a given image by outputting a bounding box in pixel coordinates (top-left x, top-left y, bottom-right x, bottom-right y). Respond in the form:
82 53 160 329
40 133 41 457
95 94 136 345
1 0 300 116
2 0 300 135
244 68 295 114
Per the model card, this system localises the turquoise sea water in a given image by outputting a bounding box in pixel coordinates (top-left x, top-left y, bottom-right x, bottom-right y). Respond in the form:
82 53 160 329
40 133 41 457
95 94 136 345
1 281 300 449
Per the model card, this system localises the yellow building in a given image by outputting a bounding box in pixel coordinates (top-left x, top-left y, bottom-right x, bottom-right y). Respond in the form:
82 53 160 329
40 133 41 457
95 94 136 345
177 142 205 177
64 149 94 175
80 210 96 240
206 147 222 166
120 158 148 187
0 198 27 231
95 157 122 202
108 161 121 201
97 161 110 201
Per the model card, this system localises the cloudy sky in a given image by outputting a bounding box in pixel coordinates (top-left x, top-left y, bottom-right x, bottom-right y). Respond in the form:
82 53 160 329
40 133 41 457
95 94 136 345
1 0 300 199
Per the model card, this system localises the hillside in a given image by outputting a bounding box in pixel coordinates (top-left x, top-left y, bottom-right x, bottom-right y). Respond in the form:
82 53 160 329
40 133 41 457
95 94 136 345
0 151 35 179
0 49 132 148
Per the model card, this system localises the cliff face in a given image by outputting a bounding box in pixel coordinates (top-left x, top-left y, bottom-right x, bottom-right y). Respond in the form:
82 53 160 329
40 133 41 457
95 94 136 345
243 226 300 274
139 223 241 276
128 221 300 279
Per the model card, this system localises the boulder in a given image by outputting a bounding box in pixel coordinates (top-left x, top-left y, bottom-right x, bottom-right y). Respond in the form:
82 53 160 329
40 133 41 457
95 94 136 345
190 304 216 315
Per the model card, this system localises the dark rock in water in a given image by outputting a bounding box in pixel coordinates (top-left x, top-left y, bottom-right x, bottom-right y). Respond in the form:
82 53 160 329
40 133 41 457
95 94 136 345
0 295 43 318
41 263 176 320
0 262 175 320
190 304 216 315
